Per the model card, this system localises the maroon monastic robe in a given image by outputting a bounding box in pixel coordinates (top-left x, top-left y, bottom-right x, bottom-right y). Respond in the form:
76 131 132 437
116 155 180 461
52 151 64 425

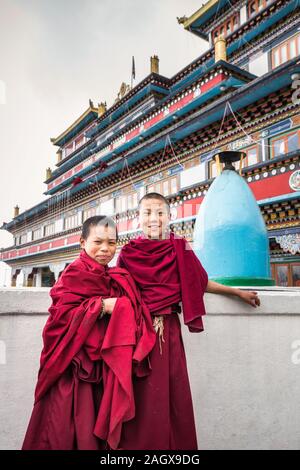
22 249 156 450
117 232 208 450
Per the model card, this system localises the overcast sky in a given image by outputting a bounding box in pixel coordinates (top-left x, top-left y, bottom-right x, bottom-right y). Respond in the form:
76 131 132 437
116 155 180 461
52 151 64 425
0 0 209 257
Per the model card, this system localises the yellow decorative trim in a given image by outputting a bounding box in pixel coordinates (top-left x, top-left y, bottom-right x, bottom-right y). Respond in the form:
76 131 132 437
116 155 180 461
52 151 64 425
50 103 98 146
268 221 300 230
182 0 219 30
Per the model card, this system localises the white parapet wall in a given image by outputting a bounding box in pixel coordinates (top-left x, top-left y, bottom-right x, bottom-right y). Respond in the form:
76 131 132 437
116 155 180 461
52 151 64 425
0 287 300 450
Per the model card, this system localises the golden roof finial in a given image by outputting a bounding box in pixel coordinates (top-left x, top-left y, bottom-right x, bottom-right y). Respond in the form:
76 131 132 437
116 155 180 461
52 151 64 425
97 101 107 117
14 205 20 218
114 82 131 104
150 55 159 74
177 15 187 25
214 34 227 62
46 167 52 180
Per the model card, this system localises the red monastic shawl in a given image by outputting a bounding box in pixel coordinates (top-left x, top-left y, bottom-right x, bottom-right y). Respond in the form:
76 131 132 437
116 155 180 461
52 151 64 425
117 232 208 332
30 249 156 449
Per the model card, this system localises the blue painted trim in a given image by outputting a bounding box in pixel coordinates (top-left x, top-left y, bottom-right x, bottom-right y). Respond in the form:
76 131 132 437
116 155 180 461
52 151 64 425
226 0 300 56
46 75 249 196
5 58 299 225
189 0 231 31
86 84 170 139
258 192 300 205
268 225 300 237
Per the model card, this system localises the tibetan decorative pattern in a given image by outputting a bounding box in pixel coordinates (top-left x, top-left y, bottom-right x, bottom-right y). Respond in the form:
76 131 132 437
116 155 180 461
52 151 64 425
47 72 227 192
275 234 300 255
289 170 300 191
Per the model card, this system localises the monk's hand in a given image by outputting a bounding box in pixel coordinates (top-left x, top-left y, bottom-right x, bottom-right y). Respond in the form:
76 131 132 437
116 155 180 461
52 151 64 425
103 298 118 315
238 290 260 308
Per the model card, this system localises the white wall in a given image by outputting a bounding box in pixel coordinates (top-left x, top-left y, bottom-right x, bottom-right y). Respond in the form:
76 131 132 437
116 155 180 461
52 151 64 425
0 262 11 287
249 52 269 76
240 4 247 25
180 163 206 189
0 287 300 450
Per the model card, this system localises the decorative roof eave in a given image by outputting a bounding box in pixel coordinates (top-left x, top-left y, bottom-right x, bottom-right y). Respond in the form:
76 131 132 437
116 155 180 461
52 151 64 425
181 0 281 38
52 96 297 208
0 197 50 231
39 67 296 201
44 140 98 184
49 94 164 184
86 83 169 141
45 61 256 195
173 0 297 86
170 55 256 94
180 0 234 39
54 135 95 170
167 58 299 145
226 0 299 55
91 73 171 129
53 57 299 198
86 59 256 152
2 57 299 231
50 101 98 147
43 1 298 187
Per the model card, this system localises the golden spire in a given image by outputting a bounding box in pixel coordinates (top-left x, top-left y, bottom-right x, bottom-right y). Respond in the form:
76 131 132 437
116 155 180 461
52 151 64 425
177 15 187 25
150 55 159 74
56 149 62 163
46 167 52 180
14 205 20 218
214 35 227 62
97 101 107 117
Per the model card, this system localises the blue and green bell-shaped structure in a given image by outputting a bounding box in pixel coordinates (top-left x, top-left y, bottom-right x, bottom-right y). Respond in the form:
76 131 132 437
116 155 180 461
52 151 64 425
193 151 275 286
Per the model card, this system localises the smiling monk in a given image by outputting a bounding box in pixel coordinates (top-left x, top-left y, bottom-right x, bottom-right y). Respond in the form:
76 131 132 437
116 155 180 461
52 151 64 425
22 215 156 450
117 192 260 450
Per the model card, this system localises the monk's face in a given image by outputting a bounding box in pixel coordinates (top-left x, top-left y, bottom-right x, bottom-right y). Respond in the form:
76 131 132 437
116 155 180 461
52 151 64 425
80 224 117 265
139 198 170 239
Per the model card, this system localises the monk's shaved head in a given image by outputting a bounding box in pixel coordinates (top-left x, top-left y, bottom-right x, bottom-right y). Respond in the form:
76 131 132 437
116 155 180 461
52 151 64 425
138 192 170 213
81 215 118 240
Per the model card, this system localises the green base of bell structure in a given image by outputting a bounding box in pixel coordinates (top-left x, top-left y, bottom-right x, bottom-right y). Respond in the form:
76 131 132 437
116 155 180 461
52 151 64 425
210 277 275 286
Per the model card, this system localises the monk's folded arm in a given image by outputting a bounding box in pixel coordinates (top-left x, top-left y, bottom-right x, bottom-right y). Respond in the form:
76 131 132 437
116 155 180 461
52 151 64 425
205 279 241 297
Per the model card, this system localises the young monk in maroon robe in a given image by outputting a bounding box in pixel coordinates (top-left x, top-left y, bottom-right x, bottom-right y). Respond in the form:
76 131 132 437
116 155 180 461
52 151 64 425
117 192 260 450
22 215 156 450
